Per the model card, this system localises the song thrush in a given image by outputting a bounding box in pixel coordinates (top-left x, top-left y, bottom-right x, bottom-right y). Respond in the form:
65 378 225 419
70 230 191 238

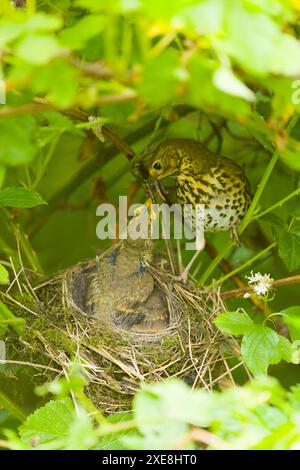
146 138 251 279
148 138 251 235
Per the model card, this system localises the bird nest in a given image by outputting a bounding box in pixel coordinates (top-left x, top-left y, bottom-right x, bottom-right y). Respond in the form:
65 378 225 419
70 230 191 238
2 257 243 414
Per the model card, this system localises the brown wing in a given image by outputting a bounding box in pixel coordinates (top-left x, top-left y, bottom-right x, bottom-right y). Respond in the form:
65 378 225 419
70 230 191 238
87 255 116 322
112 271 154 312
130 288 169 334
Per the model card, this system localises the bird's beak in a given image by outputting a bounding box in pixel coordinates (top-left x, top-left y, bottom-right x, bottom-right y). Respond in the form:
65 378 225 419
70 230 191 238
149 171 179 182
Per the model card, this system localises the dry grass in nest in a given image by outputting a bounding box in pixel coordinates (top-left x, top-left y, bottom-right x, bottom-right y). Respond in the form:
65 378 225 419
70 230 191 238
1 255 247 413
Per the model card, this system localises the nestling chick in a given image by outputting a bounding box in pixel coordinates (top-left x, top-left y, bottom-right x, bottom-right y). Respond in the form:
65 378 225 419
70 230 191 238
87 214 169 334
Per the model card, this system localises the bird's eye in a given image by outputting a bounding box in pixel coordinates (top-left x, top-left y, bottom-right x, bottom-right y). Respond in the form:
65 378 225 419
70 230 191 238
152 161 162 170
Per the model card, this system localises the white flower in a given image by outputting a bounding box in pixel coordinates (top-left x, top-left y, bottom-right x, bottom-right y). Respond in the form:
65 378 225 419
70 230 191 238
245 271 274 297
246 271 263 284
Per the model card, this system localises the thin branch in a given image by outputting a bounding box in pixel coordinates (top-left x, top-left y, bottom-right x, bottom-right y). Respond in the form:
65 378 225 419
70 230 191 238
215 242 276 285
253 186 300 221
0 102 49 117
92 90 137 106
0 359 61 373
221 274 300 300
34 97 136 158
1 208 43 273
72 59 114 79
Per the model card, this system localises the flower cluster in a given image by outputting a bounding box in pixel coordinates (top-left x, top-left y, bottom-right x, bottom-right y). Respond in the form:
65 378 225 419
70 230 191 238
244 271 274 298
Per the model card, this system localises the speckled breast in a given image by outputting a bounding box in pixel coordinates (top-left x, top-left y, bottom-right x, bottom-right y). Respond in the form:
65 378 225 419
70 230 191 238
176 173 250 232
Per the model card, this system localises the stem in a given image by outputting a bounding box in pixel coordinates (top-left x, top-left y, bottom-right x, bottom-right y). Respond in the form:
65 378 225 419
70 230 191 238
240 151 280 229
14 225 43 273
0 103 49 117
75 390 107 426
199 114 298 285
198 239 232 285
33 133 61 189
95 419 138 437
0 389 27 422
0 260 11 267
1 209 43 273
253 187 300 221
0 319 25 326
221 274 300 300
149 32 176 58
214 242 276 286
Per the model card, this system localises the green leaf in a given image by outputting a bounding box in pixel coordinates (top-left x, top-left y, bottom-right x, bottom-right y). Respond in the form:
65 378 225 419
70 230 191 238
214 311 254 335
35 369 86 397
59 15 105 49
286 197 300 218
179 0 225 35
288 384 300 410
98 413 134 450
278 335 294 363
16 35 61 64
38 111 79 133
0 21 24 48
0 264 9 285
19 398 75 444
280 306 300 341
140 0 197 20
75 0 128 12
32 61 78 108
134 380 214 448
241 325 282 375
261 213 285 227
290 341 300 364
186 56 250 115
0 117 37 166
139 49 180 107
65 410 97 450
0 187 47 208
47 63 78 108
24 14 63 33
0 301 25 336
213 67 255 102
278 138 300 172
274 228 300 271
0 389 27 422
0 14 62 48
223 4 300 76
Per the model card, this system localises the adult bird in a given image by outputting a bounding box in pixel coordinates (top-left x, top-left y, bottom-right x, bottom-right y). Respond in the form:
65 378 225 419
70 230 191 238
147 138 251 280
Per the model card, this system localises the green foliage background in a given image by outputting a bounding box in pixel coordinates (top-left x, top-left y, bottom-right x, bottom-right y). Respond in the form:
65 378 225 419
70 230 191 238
1 0 300 450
